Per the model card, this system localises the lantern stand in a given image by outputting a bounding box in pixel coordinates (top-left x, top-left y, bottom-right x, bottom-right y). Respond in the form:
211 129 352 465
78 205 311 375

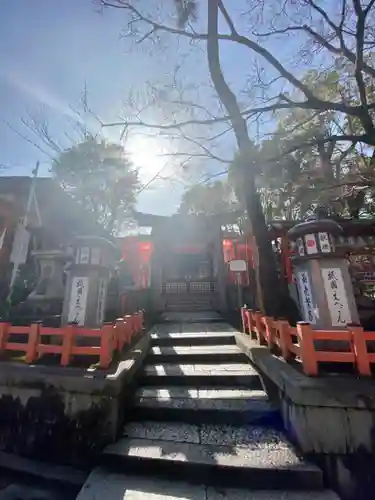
288 216 360 330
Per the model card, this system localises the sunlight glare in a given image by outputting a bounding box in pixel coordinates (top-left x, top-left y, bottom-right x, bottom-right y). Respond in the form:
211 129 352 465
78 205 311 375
127 134 172 182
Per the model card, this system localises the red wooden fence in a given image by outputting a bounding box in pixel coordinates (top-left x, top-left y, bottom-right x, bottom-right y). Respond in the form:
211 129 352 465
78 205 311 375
241 307 375 376
0 310 144 369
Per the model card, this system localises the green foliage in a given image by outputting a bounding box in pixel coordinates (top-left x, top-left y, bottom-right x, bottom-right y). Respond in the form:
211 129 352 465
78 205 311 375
52 137 139 233
178 180 238 216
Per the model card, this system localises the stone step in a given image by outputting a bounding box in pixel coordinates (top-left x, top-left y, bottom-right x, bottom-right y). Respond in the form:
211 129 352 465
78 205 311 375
147 345 247 363
150 321 234 334
101 421 324 490
121 421 288 447
161 312 223 323
166 298 213 303
166 297 213 303
132 387 278 425
78 469 339 499
182 322 236 332
166 305 213 312
151 332 236 347
137 386 269 400
139 363 262 388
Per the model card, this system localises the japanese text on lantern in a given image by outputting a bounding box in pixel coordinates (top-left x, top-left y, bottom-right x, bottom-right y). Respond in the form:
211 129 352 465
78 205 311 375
297 271 316 324
321 268 351 327
318 232 331 253
68 277 89 325
96 278 106 325
296 238 305 256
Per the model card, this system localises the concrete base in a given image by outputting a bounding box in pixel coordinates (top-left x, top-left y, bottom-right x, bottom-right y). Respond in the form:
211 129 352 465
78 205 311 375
0 333 150 467
236 332 375 500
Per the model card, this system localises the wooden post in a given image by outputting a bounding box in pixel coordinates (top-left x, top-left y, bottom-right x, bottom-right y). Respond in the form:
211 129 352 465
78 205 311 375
240 307 247 333
263 316 275 347
254 311 267 345
134 312 140 334
276 320 292 360
125 315 134 338
348 324 371 376
139 310 144 331
61 324 75 367
124 318 131 346
296 322 318 376
26 322 40 363
247 310 255 338
0 322 10 353
100 324 114 369
115 318 125 351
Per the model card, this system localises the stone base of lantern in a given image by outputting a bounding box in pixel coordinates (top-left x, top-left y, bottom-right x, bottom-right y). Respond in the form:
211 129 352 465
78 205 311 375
236 331 375 500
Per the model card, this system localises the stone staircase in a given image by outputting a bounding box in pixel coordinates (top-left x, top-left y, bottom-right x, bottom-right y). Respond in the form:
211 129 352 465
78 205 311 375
78 320 339 499
165 293 216 311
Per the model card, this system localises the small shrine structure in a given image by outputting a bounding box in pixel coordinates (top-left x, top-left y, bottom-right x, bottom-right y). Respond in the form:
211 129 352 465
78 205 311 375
117 211 253 313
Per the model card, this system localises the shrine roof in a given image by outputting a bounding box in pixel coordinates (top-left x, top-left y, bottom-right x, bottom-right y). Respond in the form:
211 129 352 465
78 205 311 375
133 210 243 227
268 217 375 237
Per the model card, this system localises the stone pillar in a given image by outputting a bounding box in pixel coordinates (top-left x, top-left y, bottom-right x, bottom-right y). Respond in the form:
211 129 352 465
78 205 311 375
61 236 120 328
288 218 359 329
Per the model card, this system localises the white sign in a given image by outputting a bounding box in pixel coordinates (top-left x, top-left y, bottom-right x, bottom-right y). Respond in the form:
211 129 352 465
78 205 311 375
229 260 247 272
318 232 331 253
80 247 90 264
10 224 30 264
304 233 318 254
68 277 89 325
91 247 101 265
321 268 351 327
296 238 305 256
96 278 107 325
297 271 316 324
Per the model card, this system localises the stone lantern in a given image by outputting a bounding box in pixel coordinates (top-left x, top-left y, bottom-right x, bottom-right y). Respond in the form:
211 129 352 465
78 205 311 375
288 217 359 329
61 236 120 328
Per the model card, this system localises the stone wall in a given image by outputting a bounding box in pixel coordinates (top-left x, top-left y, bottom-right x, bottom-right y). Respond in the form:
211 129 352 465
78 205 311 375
280 391 375 500
0 333 150 467
236 332 375 500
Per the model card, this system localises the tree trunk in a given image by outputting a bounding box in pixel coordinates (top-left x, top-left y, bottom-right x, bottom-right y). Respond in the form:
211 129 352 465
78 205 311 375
206 0 282 316
241 162 282 316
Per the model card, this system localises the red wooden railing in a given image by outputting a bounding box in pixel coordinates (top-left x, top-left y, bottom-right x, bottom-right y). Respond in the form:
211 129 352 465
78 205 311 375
0 311 144 370
241 307 375 376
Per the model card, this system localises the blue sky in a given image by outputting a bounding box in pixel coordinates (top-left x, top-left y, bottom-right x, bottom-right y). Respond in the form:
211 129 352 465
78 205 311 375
0 0 190 214
0 0 312 216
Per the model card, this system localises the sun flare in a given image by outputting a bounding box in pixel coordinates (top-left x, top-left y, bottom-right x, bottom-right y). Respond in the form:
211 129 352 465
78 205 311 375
127 135 171 182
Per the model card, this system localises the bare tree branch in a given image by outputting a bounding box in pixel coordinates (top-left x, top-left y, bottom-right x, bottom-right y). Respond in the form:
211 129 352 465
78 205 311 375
217 0 237 35
255 25 375 79
3 120 55 160
100 0 373 119
364 0 375 16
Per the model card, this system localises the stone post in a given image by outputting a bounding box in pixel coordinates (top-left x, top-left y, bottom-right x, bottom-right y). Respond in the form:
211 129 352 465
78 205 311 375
61 236 120 328
288 218 359 329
